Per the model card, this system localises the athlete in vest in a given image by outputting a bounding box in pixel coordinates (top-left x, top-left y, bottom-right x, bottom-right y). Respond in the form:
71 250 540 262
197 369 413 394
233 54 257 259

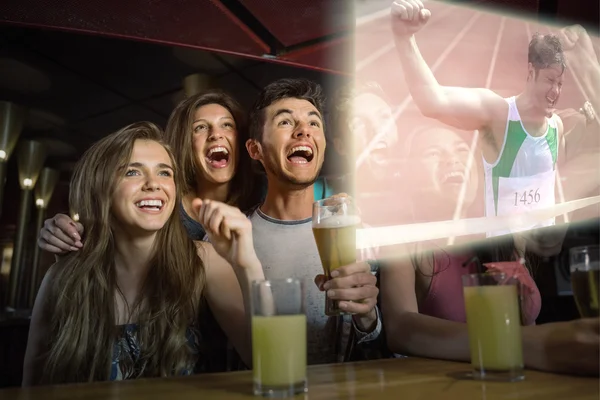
390 0 566 242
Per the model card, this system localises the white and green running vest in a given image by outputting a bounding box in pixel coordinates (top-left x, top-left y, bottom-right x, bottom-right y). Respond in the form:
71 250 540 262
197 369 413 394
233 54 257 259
483 96 559 237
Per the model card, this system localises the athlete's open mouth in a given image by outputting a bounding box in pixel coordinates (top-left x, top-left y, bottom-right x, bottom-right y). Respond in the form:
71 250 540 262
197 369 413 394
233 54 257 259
441 170 466 184
369 142 390 166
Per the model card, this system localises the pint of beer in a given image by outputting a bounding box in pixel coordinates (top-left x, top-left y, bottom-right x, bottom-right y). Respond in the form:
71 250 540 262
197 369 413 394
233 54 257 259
570 245 600 318
312 196 361 316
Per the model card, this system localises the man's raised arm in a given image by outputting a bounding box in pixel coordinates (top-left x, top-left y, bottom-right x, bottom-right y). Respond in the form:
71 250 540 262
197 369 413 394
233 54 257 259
391 0 505 132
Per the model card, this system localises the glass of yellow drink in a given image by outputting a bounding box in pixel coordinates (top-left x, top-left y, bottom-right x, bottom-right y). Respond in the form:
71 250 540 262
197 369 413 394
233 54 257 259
462 272 524 382
570 245 600 318
251 278 307 397
312 195 361 316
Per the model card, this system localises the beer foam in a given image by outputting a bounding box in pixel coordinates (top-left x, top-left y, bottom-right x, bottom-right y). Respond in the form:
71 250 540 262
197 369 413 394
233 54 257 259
314 215 361 228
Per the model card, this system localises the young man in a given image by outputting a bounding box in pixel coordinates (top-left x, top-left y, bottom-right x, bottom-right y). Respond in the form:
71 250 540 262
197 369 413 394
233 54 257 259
390 0 566 238
245 78 382 365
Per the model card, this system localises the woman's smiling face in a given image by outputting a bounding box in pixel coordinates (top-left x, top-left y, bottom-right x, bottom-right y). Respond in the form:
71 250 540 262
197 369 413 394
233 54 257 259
191 103 238 185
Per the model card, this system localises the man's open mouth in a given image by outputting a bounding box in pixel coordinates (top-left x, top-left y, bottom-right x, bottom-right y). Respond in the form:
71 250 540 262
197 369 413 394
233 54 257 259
286 145 314 164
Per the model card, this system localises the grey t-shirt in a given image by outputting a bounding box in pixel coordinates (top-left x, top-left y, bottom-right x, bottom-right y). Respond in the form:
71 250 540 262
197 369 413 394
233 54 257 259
249 207 337 365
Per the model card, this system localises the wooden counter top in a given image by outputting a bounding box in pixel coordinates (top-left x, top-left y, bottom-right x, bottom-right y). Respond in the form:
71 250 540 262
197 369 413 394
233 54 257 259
2 357 598 399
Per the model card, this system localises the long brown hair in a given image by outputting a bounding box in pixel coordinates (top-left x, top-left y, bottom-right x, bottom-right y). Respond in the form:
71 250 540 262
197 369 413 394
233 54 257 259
42 122 204 384
165 90 262 212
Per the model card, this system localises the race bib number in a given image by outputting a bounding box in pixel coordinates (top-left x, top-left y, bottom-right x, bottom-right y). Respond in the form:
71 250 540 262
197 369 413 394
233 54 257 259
493 170 556 236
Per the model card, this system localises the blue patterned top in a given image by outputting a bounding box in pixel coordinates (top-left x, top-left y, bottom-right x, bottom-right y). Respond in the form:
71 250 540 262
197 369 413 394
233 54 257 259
110 324 202 381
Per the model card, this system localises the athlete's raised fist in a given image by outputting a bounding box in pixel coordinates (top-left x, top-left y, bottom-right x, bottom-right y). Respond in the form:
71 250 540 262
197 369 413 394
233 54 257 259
559 25 589 51
558 24 597 67
391 0 431 38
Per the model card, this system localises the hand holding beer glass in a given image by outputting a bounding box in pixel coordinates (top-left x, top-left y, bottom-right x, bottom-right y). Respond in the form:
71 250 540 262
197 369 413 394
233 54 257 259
570 245 600 318
312 194 362 316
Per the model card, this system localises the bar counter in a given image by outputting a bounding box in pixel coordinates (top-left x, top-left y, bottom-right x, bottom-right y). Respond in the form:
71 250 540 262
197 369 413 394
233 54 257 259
2 357 598 399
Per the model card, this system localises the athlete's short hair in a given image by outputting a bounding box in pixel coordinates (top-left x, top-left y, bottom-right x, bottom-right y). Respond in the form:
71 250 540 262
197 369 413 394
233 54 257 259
528 33 566 75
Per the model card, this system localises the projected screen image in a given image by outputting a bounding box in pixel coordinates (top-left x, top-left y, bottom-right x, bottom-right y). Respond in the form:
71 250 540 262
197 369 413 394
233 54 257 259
351 0 600 254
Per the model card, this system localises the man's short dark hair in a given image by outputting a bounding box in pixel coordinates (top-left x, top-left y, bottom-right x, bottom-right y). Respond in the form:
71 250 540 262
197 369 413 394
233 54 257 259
248 78 326 142
528 33 566 75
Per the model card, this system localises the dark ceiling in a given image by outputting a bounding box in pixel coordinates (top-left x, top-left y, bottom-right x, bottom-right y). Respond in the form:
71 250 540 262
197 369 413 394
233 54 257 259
0 0 353 177
0 0 353 73
0 0 353 233
0 25 348 177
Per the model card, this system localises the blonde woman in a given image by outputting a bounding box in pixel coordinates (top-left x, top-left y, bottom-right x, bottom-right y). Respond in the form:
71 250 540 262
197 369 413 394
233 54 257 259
23 122 262 385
